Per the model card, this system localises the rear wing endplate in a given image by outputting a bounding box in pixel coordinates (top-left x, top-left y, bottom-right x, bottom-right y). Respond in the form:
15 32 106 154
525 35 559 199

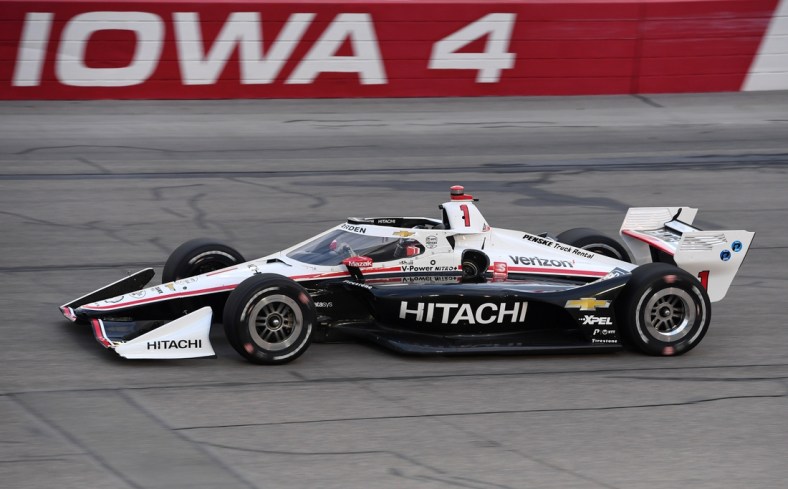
620 207 754 302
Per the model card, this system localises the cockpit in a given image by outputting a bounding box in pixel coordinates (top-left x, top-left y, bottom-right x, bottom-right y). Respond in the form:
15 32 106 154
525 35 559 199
286 229 425 266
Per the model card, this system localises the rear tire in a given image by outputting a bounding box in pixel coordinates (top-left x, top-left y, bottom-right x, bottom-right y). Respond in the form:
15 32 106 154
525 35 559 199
162 238 245 282
617 263 711 356
223 274 316 365
556 228 630 262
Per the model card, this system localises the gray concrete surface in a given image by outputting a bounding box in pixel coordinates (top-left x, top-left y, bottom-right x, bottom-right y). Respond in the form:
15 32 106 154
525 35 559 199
1 92 787 488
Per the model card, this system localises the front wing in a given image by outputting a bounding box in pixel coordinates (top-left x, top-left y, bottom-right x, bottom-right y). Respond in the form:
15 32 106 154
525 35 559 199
60 269 216 359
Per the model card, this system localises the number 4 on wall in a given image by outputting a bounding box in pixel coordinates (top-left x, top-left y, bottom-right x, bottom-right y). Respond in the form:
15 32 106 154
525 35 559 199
428 13 516 83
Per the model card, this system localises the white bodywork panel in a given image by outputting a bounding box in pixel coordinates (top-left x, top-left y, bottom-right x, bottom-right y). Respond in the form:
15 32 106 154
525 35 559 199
620 207 697 264
113 307 215 359
674 230 755 302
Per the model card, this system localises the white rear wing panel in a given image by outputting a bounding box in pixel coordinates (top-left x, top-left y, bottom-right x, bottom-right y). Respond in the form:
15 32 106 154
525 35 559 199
620 207 754 302
620 207 697 264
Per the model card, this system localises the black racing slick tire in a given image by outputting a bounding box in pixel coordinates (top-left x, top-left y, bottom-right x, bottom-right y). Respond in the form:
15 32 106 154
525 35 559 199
617 263 711 356
162 238 246 283
556 227 631 262
223 274 316 365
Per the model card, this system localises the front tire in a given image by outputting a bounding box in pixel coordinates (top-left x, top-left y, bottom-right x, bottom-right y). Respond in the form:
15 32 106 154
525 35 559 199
162 238 246 282
556 227 630 262
618 263 711 356
223 274 316 365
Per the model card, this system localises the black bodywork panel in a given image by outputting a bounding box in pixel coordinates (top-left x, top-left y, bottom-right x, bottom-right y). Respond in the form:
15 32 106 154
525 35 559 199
305 273 629 354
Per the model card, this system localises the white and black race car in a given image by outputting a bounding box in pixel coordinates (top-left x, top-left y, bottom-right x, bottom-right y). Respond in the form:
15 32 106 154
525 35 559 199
60 186 754 364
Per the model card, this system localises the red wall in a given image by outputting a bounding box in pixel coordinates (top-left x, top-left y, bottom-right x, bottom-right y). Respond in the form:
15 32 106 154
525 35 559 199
0 0 780 99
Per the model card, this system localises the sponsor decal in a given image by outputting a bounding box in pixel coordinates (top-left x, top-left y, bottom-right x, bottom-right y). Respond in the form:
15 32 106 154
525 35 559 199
720 250 731 261
566 298 611 311
341 223 367 234
401 265 455 272
509 255 574 268
397 275 459 284
425 235 438 249
393 230 415 237
603 267 629 280
130 290 146 299
581 315 612 326
343 256 373 268
492 261 508 280
523 234 554 246
165 283 176 291
247 263 261 274
523 235 595 259
104 295 124 303
155 287 164 294
553 243 594 259
592 328 615 336
376 218 396 224
399 301 528 325
591 339 617 344
314 302 333 308
147 339 202 350
732 240 743 252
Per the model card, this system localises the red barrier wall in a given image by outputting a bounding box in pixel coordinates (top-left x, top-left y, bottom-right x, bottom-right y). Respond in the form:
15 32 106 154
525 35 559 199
0 0 780 99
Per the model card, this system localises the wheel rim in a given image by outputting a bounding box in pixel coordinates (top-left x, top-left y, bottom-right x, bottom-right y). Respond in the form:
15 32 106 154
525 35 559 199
582 243 624 260
643 287 696 342
247 294 303 351
462 262 479 277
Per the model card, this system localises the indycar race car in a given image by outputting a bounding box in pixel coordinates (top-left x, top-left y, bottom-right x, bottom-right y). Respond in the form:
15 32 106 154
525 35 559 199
60 186 754 364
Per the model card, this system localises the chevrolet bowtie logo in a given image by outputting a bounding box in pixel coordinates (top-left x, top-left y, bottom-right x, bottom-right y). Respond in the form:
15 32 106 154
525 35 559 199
565 298 611 311
393 231 415 237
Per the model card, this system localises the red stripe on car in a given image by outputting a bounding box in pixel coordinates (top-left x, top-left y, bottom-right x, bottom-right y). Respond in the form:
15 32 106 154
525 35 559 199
83 284 237 311
622 229 676 256
508 266 607 277
90 319 112 348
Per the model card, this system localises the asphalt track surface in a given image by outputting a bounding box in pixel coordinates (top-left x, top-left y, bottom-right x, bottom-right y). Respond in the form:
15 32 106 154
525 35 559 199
1 92 787 489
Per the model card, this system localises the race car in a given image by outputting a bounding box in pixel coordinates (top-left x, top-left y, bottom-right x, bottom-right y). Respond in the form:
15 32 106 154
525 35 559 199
60 186 754 364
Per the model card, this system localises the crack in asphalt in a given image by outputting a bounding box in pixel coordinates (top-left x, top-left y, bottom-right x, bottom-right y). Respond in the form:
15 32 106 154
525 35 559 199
118 390 259 489
228 177 327 209
3 363 787 397
8 394 142 489
354 380 614 489
5 368 783 489
168 372 786 489
10 143 376 156
2 157 788 182
169 391 787 431
194 441 485 489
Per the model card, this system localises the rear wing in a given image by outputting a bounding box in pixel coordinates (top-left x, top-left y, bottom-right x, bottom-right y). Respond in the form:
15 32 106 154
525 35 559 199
620 207 754 302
